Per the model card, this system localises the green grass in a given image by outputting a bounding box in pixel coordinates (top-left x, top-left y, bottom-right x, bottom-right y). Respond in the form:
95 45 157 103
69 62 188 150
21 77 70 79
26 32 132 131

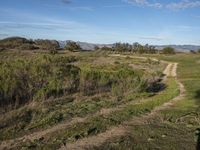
17 78 179 149
0 51 164 142
0 92 152 141
94 54 200 150
0 51 178 150
94 123 196 150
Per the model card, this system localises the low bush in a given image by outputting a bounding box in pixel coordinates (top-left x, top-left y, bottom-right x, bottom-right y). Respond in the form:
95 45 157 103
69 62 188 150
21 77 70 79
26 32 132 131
0 55 79 108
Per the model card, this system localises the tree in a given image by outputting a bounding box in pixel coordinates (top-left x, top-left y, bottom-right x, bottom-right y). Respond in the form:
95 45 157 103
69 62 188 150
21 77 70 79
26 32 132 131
113 42 132 52
190 50 196 54
101 46 113 51
94 46 99 51
162 47 175 54
65 41 81 52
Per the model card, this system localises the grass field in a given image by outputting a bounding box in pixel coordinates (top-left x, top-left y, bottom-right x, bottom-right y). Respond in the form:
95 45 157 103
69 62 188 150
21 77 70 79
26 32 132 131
94 54 200 150
0 51 199 150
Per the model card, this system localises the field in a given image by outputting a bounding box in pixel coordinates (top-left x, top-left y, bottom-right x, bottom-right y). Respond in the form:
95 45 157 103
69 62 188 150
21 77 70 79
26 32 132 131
0 50 199 150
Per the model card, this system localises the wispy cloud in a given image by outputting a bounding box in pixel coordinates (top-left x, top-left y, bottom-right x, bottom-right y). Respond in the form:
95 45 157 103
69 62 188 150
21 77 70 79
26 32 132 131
61 0 72 4
138 36 164 41
192 15 200 18
103 5 129 8
123 0 200 10
166 0 200 10
68 6 94 11
0 20 86 31
0 33 9 39
122 0 162 8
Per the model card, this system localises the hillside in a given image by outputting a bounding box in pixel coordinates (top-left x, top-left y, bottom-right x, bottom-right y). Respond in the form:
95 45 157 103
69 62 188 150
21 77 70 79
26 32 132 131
0 49 199 149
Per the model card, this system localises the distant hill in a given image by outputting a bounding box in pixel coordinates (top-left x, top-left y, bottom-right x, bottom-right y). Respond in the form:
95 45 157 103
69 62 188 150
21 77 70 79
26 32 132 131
59 41 113 50
1 37 199 52
59 41 200 52
155 45 200 52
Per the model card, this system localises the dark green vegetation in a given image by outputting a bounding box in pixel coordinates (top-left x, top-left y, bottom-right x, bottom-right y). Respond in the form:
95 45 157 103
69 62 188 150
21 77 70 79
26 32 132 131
65 41 82 52
0 37 60 52
0 55 78 108
110 43 158 54
0 37 178 55
162 47 176 54
0 37 35 50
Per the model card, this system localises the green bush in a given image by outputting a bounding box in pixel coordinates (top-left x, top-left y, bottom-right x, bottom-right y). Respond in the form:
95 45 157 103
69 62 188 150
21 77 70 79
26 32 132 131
80 67 147 97
0 55 79 108
80 69 111 95
65 41 82 52
35 39 59 50
162 47 176 54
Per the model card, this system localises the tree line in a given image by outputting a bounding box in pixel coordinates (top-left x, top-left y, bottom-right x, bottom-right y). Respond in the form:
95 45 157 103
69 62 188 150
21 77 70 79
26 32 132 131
99 42 176 54
0 37 183 54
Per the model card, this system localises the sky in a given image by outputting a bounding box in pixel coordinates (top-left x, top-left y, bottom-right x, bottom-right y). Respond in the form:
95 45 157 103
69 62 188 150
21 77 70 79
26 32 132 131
0 0 200 45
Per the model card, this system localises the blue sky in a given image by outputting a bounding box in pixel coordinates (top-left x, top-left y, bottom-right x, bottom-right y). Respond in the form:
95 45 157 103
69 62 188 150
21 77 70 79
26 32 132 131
0 0 200 45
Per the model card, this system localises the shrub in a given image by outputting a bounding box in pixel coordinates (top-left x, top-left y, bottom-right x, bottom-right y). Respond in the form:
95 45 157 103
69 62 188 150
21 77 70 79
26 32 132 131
0 55 80 108
65 41 82 52
35 40 60 50
80 69 111 95
162 47 175 54
17 43 37 50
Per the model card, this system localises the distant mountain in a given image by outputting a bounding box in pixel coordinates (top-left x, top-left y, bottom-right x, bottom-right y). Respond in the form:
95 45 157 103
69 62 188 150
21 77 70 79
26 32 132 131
59 41 200 52
59 40 113 50
155 45 200 52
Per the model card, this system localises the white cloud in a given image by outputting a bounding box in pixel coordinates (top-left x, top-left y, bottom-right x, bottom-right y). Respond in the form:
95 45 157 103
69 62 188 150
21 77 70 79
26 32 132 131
166 0 200 10
138 36 164 41
68 6 94 11
123 0 200 10
122 0 162 8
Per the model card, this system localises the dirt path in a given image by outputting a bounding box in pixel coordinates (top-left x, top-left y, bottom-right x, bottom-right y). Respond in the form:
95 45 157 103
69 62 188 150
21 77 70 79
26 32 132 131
0 105 124 149
0 88 160 149
61 61 185 150
109 54 158 62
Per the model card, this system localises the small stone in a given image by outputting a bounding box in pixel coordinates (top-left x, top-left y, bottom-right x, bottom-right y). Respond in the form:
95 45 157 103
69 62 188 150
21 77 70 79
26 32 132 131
162 134 167 138
148 137 154 141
